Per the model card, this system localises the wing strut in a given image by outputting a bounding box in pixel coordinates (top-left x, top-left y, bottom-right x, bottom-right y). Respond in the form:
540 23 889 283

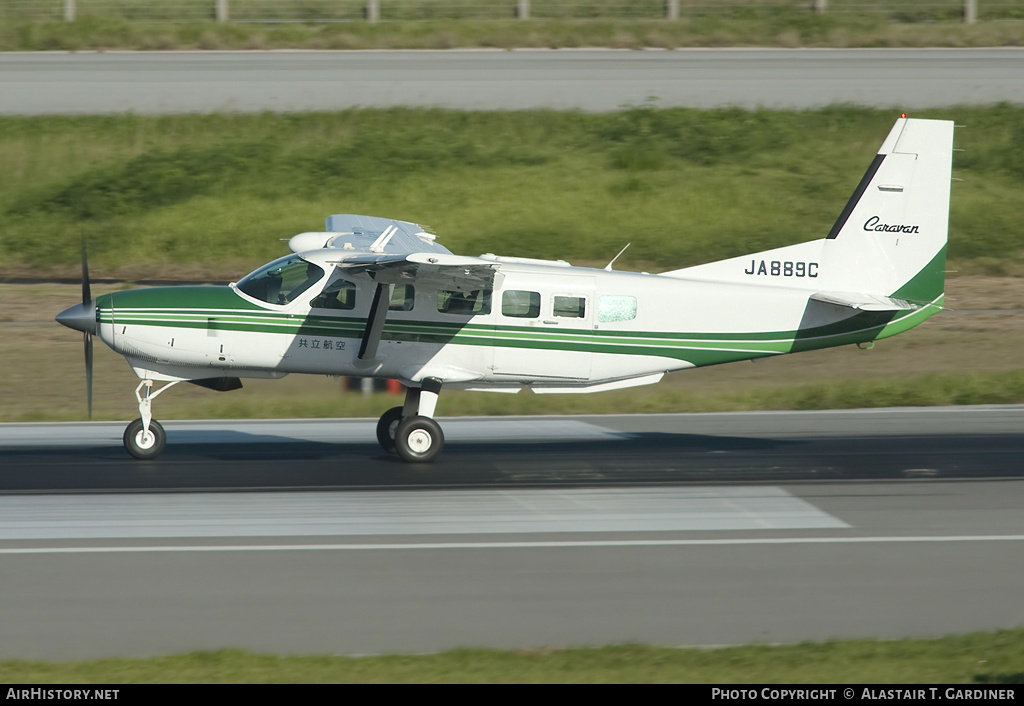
359 282 394 360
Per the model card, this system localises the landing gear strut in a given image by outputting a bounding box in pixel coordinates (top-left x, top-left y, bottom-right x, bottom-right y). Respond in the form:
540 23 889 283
123 379 179 460
376 378 445 463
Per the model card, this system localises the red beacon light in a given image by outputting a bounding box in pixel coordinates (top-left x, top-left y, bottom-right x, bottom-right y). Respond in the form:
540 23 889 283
901 113 907 118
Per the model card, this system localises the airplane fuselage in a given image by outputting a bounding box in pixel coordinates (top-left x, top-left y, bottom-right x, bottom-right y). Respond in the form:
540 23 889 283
94 256 937 393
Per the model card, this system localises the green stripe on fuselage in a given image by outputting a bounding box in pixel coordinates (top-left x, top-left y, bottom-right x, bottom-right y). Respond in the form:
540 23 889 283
104 286 264 311
99 282 939 368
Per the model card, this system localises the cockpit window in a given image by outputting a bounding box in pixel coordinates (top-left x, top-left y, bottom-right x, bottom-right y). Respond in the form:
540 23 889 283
237 255 325 306
311 277 357 310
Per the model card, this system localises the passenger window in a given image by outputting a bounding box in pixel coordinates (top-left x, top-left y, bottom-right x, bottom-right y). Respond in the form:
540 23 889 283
502 290 540 318
311 278 357 310
598 295 637 322
389 284 415 311
437 289 492 316
553 296 586 319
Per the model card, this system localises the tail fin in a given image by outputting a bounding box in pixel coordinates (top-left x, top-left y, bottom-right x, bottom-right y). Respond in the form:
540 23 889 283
663 117 954 310
818 117 952 307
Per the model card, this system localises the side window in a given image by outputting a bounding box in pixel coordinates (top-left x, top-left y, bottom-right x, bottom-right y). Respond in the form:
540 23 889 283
389 284 415 312
553 295 586 319
237 255 324 306
501 290 540 318
598 295 637 323
437 289 492 316
311 278 357 310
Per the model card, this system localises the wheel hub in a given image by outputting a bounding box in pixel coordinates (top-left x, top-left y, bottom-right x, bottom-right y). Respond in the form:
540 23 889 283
407 429 433 453
135 431 155 449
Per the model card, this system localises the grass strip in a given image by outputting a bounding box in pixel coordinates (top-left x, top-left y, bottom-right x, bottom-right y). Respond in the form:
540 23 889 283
3 105 1024 280
2 630 1024 683
2 8 1024 51
5 106 1023 422
6 365 1024 423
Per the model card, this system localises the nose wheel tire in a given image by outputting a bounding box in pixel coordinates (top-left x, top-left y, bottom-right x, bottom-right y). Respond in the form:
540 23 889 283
376 406 404 453
394 416 444 464
123 418 166 460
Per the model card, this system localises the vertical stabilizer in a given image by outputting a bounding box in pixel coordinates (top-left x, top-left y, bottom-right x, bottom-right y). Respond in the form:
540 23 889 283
818 118 953 305
660 117 953 303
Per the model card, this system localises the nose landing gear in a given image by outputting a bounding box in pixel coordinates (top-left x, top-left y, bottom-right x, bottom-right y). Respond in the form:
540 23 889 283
123 379 179 460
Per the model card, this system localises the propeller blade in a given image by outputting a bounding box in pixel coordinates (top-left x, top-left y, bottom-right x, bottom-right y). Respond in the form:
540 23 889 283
81 233 93 419
85 333 93 421
81 232 91 305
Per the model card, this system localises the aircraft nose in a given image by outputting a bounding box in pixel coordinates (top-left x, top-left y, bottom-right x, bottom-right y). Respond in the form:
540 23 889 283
56 300 97 335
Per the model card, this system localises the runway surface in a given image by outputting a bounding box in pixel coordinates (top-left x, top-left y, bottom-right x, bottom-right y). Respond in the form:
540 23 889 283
1 407 1023 659
2 407 1022 491
2 48 1023 114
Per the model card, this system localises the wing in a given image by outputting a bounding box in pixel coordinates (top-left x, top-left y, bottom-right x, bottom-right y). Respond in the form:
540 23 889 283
288 214 452 258
338 252 501 292
341 253 502 361
291 215 502 362
289 213 500 291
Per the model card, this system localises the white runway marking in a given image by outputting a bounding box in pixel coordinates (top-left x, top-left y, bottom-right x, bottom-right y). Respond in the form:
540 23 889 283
3 536 1024 555
0 487 846 539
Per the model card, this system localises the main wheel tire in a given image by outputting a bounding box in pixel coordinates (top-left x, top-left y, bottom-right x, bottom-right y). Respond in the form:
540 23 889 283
394 416 444 464
376 406 404 453
123 418 167 460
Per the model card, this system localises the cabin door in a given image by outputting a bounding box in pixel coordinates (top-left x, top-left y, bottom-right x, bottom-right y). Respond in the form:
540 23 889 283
490 273 595 383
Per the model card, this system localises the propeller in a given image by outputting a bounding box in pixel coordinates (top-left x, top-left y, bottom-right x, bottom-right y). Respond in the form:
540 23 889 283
56 235 96 419
81 234 93 420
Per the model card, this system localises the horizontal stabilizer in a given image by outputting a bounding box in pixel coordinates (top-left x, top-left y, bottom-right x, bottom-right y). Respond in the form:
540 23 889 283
809 291 917 312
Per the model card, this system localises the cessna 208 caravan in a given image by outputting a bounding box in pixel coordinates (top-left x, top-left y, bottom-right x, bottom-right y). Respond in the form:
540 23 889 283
57 116 954 463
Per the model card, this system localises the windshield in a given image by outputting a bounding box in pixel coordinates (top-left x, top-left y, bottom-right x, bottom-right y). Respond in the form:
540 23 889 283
236 255 325 305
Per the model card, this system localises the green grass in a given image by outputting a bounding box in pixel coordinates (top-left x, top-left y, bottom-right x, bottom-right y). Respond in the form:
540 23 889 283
4 106 1024 423
1 2 1024 51
3 631 1024 682
3 106 1024 280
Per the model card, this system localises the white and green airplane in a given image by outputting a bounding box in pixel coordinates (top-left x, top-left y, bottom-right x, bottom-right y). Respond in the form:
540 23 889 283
57 116 953 463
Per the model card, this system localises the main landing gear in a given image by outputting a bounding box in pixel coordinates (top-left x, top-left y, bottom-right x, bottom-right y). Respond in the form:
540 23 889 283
123 379 179 460
119 376 445 463
376 378 445 463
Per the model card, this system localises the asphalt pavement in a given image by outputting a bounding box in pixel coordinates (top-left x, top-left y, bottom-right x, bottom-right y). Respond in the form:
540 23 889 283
3 48 1023 114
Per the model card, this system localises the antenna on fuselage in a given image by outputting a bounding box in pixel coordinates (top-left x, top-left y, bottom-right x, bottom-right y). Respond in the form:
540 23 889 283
604 243 631 271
